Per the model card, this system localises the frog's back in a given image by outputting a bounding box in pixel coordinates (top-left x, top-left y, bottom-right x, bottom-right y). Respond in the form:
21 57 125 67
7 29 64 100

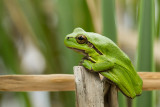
87 32 134 71
87 32 143 98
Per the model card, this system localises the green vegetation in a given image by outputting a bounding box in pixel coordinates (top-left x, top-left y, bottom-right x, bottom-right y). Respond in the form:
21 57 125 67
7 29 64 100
102 0 117 42
0 0 159 107
136 0 155 107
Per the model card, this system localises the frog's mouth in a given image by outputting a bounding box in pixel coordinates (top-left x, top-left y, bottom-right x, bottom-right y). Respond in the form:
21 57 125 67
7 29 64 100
67 41 103 56
67 47 88 56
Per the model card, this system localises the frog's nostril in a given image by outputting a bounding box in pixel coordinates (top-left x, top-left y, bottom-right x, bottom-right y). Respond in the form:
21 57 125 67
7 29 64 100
67 37 73 40
67 37 70 40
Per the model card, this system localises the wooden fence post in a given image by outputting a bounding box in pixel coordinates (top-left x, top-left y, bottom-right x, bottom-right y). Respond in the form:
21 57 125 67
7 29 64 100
73 66 118 107
103 80 118 107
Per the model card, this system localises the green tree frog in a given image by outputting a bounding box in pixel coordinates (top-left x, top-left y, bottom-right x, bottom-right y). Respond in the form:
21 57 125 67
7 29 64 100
64 28 143 98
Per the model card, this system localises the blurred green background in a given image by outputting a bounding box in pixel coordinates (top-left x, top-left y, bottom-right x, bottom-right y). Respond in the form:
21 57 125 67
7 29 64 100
0 0 160 107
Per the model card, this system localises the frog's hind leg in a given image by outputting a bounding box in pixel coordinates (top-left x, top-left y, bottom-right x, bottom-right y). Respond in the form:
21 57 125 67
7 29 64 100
100 67 137 98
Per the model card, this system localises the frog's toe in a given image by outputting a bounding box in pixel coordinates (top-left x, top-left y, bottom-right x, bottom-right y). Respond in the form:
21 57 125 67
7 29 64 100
82 62 92 71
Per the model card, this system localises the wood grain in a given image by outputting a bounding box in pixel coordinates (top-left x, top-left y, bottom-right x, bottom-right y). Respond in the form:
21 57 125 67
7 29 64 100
0 74 75 91
104 82 118 107
138 72 160 90
0 72 160 91
74 66 104 107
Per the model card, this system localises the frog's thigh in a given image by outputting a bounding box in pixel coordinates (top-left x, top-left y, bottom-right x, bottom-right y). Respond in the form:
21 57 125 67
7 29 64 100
82 59 114 72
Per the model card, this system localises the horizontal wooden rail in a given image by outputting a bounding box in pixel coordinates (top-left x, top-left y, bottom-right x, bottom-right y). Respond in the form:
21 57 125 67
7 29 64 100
0 72 160 92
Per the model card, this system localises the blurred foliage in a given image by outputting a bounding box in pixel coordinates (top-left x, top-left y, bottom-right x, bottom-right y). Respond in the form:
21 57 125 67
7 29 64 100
0 0 94 107
0 0 20 74
157 0 160 38
0 0 160 107
136 0 155 107
102 0 117 42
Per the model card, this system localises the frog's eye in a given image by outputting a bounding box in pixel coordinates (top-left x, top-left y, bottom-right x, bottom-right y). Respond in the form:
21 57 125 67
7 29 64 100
76 35 88 44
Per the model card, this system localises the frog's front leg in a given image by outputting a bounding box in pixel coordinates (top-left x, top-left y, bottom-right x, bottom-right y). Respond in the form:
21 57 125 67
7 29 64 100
81 56 114 72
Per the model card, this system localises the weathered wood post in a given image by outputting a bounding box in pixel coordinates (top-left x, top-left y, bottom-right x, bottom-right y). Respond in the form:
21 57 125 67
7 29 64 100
103 82 118 107
74 66 118 107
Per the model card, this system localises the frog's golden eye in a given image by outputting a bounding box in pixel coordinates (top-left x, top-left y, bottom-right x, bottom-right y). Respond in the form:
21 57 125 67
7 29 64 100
76 35 88 44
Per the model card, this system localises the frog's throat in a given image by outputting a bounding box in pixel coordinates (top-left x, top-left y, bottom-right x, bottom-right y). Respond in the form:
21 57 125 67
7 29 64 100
67 47 88 56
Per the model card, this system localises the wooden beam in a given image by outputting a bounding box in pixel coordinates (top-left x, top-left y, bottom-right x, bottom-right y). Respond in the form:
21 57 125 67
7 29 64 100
138 72 160 90
0 74 75 91
0 72 160 92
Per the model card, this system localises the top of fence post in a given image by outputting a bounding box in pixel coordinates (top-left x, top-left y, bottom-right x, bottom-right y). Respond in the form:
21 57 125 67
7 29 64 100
73 66 118 107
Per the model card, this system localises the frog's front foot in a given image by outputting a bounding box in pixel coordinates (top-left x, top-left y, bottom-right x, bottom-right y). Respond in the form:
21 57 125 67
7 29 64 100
79 56 87 65
82 59 93 71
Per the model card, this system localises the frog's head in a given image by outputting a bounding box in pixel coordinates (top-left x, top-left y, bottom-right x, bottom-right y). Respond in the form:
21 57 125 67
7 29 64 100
64 28 103 56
